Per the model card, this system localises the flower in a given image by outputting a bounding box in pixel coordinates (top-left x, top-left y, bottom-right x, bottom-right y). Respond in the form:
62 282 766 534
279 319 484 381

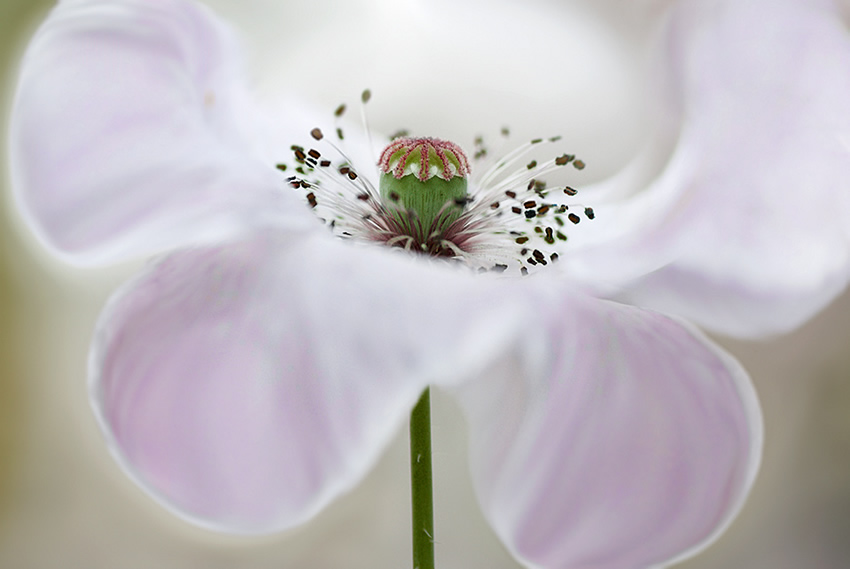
16 0 850 566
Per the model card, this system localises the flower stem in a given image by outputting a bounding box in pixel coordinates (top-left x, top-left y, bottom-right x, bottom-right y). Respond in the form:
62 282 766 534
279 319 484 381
410 387 435 569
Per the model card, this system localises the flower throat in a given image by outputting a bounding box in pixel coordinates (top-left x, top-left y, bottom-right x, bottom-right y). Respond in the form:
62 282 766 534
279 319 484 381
277 91 594 274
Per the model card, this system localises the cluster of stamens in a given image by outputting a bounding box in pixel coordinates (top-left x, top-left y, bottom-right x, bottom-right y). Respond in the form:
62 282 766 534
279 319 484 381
276 91 594 275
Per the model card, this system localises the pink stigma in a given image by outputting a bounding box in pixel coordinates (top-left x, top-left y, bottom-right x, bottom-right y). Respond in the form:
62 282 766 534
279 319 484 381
378 137 471 182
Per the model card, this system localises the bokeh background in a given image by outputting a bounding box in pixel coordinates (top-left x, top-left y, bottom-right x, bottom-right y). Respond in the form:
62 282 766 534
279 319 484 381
1 1 849 567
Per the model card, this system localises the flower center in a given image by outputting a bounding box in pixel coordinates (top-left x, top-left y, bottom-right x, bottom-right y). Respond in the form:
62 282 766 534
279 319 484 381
276 92 594 275
378 137 471 242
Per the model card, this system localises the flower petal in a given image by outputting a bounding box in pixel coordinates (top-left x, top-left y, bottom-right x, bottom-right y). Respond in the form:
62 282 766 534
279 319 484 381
89 229 523 533
566 0 850 337
9 0 309 266
452 290 762 568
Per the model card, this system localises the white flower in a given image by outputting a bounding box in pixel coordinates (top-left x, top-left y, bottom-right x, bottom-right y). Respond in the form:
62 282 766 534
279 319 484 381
9 0 847 567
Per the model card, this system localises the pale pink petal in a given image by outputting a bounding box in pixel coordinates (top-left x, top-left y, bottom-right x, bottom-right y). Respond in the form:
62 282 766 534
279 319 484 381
10 0 309 266
565 0 850 337
89 229 523 533
453 289 762 568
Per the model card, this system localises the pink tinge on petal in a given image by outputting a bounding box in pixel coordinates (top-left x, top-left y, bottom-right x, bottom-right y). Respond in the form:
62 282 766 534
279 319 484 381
10 0 309 266
454 289 761 568
89 230 523 533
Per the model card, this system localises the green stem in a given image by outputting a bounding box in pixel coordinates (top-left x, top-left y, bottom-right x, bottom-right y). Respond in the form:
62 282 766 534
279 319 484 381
410 387 435 569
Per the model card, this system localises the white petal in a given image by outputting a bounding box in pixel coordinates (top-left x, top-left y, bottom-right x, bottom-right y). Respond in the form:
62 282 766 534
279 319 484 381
453 288 762 568
564 0 850 336
10 0 311 266
90 229 524 533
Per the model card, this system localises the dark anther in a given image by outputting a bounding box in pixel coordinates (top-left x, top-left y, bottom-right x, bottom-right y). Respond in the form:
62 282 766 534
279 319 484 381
550 253 559 262
533 249 545 261
585 207 596 220
520 248 529 255
294 150 306 162
555 154 574 166
524 210 537 219
527 257 538 266
361 89 372 103
537 205 550 215
347 171 358 180
339 166 350 175
526 160 538 170
515 236 529 244
275 164 288 171
549 136 562 142
310 128 324 141
334 104 346 117
501 127 511 137
336 128 344 140
308 149 321 159
357 193 370 201
493 264 508 273
521 267 529 276
573 159 586 170
505 190 517 199
568 213 581 224
299 180 311 189
556 231 567 241
511 206 522 214
490 202 500 209
563 186 578 196
531 138 543 144
320 160 331 167
523 200 537 209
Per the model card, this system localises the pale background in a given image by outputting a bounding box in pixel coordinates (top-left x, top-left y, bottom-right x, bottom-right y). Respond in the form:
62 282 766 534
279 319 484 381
2 1 849 568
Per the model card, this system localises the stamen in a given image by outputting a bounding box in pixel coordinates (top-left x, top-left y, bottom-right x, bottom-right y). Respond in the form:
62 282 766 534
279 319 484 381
274 94 594 275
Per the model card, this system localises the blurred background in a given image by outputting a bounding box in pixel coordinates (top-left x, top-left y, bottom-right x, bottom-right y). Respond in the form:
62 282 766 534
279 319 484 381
2 1 849 567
